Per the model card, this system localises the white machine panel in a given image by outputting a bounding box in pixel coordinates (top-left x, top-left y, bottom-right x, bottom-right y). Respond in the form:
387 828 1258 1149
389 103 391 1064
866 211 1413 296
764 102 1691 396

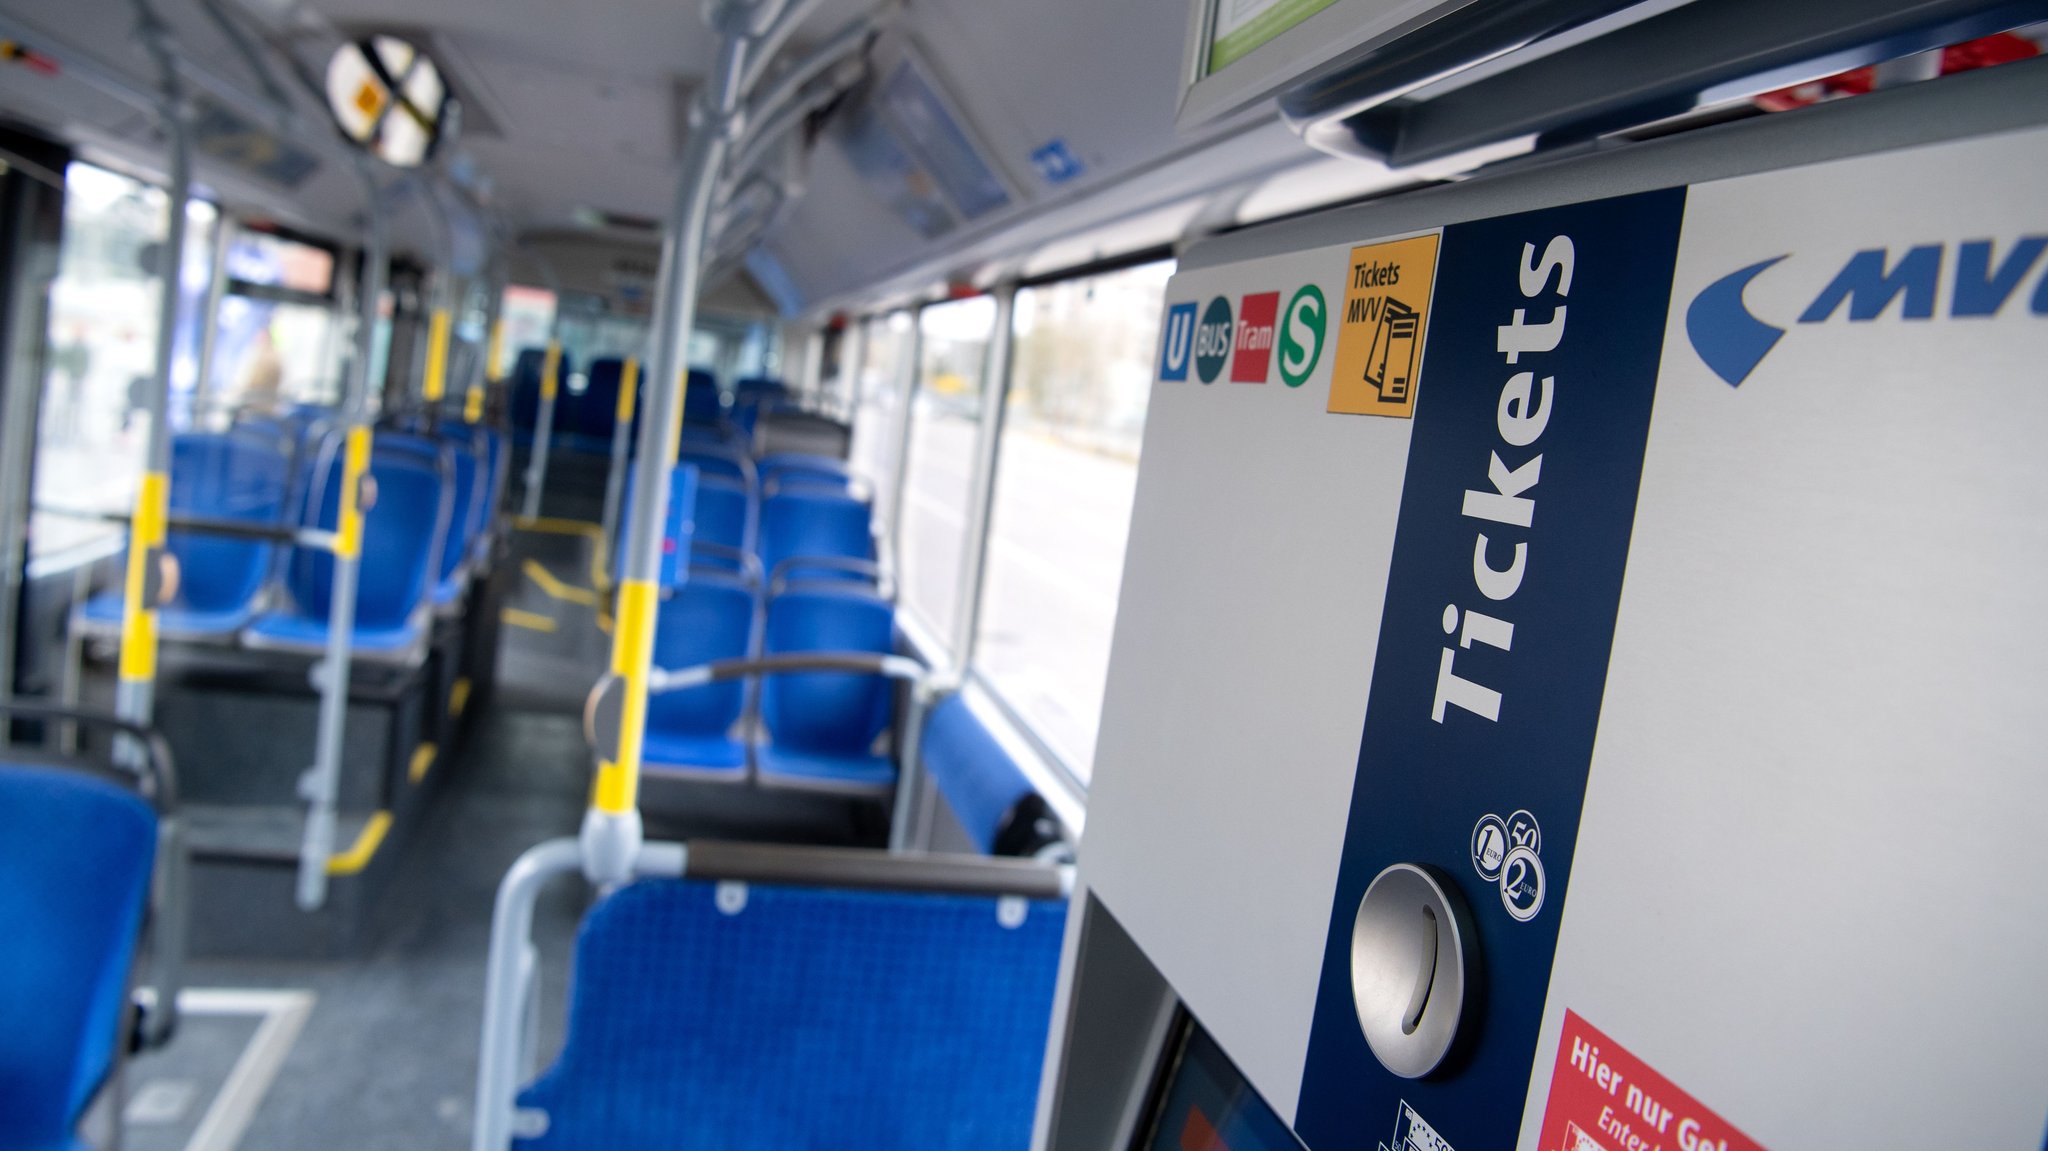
1083 122 2048 1151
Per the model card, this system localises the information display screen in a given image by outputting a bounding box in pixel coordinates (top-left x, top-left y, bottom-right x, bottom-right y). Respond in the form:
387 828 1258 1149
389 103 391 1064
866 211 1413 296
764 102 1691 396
1136 1019 1303 1151
1206 0 1341 73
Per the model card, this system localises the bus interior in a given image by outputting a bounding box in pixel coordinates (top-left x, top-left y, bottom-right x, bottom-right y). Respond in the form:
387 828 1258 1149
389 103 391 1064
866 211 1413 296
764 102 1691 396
1 0 2046 1149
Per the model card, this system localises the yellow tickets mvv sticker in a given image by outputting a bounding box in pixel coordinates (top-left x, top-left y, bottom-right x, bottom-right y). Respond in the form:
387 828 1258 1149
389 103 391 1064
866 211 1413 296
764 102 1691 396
1328 233 1441 417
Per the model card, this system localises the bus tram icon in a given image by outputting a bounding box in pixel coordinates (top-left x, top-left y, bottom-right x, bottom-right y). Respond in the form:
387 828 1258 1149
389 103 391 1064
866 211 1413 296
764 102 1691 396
1364 297 1421 401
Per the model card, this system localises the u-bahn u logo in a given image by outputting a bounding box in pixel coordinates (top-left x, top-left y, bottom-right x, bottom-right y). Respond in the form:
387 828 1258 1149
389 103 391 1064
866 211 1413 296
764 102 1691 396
1159 302 1197 381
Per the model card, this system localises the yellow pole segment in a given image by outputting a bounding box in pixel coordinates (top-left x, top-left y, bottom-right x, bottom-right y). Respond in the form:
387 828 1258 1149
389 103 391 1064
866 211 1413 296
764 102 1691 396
541 340 562 403
591 578 658 814
116 470 169 684
464 383 486 424
422 306 453 403
335 426 373 560
617 357 640 425
666 369 689 464
486 317 505 382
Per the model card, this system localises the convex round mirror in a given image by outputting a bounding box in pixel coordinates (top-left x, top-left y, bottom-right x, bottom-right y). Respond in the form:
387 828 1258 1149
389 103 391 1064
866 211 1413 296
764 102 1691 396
324 35 452 168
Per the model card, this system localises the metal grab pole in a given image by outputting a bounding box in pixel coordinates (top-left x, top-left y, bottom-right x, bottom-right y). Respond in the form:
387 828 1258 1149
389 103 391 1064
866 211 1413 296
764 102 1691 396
840 316 867 421
296 153 386 911
581 27 752 886
469 240 506 425
115 1 192 755
797 326 824 410
518 339 561 519
419 180 457 413
597 356 640 586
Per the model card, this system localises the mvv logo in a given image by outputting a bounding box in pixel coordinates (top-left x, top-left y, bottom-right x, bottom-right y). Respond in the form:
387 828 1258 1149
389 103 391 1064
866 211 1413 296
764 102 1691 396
1685 237 2048 386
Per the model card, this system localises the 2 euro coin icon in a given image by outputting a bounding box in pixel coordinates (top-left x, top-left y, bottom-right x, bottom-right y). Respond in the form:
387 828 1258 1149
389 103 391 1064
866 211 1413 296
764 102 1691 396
1499 846 1545 922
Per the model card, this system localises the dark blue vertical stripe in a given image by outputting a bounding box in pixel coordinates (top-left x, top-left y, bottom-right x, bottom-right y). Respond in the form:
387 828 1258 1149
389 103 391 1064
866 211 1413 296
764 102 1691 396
1294 188 1686 1151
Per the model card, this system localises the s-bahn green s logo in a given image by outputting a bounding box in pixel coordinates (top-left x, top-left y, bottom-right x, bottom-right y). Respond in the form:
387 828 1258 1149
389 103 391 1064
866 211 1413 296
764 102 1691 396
1278 284 1327 388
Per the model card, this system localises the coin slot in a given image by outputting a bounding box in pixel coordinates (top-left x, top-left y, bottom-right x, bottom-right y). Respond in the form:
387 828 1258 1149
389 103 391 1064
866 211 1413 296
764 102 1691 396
1402 905 1437 1036
1350 863 1475 1079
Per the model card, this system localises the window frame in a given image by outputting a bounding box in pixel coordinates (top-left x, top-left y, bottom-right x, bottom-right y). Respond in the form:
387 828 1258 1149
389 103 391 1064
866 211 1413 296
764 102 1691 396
893 291 1006 658
854 250 1172 815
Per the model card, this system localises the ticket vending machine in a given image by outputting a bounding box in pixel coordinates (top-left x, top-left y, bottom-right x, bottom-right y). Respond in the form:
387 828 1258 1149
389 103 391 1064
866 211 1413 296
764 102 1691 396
1039 6 2048 1151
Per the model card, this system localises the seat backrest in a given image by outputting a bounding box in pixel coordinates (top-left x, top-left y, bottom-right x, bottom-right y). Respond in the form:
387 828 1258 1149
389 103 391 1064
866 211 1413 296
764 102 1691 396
0 764 158 1145
288 443 447 630
578 357 625 446
690 475 753 555
734 375 787 403
761 585 894 756
509 348 547 433
166 432 290 614
676 446 751 488
757 451 848 484
434 428 485 581
514 878 1065 1151
613 464 700 589
646 575 756 743
478 427 508 526
757 491 873 584
682 368 722 427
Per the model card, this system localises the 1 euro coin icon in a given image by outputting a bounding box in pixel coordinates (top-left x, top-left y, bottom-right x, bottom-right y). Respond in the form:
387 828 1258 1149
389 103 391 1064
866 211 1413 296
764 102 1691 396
1471 813 1508 882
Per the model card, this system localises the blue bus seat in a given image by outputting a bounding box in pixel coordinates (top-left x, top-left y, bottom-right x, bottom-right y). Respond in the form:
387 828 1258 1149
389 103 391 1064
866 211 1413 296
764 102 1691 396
371 431 471 608
690 474 755 563
511 878 1065 1151
759 453 860 500
681 367 722 429
643 574 758 783
612 463 708 590
575 357 628 453
919 696 1068 858
75 432 292 642
734 375 789 406
0 763 158 1151
757 451 849 484
472 427 508 567
757 490 876 589
244 443 448 663
755 584 898 794
676 445 752 485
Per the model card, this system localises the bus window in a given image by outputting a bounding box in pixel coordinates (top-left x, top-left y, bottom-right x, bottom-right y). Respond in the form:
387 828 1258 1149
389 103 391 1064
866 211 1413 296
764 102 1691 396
974 259 1173 781
900 295 996 646
34 163 215 562
848 312 913 542
495 284 556 377
203 222 342 413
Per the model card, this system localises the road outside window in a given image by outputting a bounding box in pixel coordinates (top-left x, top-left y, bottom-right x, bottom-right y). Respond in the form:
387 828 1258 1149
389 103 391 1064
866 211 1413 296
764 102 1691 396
975 260 1173 781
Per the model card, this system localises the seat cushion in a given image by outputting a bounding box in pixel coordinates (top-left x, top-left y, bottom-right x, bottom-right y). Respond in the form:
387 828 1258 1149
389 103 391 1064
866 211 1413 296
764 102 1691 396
755 744 895 793
244 609 422 658
77 591 257 641
642 729 748 782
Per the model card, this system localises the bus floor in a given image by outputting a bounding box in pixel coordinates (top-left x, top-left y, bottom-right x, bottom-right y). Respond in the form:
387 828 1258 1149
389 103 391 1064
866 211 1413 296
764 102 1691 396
111 520 880 1151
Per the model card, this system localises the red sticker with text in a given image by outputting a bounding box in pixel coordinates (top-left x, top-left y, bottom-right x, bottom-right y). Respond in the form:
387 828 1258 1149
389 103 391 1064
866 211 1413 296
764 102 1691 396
1539 1010 1766 1151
